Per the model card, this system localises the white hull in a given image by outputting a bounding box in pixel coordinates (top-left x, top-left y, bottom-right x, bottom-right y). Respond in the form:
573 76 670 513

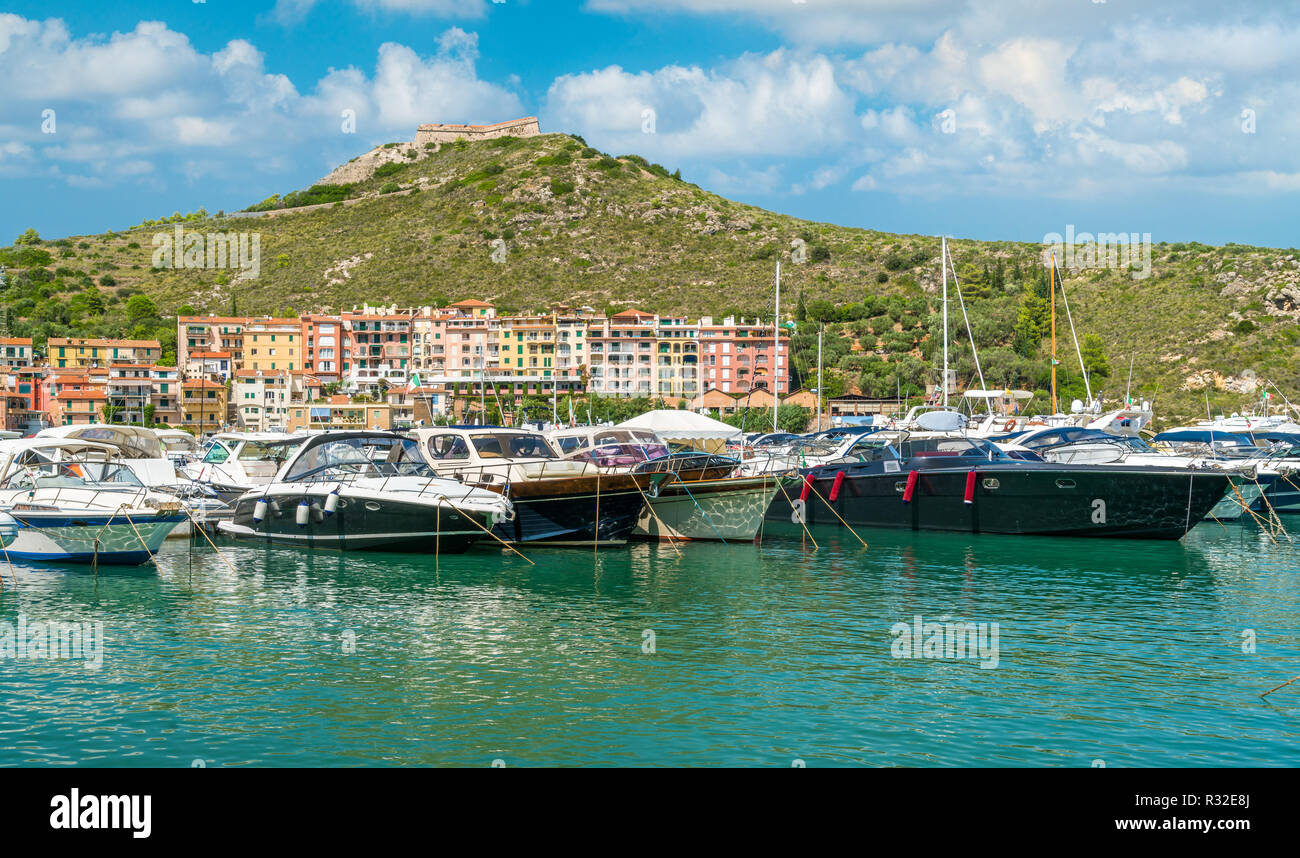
637 478 779 541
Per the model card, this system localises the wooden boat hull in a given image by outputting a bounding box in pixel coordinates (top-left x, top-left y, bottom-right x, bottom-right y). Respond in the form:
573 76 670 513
493 474 649 545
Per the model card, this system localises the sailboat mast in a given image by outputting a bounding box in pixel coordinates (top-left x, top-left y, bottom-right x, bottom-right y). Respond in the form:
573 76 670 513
817 326 823 432
1050 253 1058 415
941 236 949 409
773 261 780 434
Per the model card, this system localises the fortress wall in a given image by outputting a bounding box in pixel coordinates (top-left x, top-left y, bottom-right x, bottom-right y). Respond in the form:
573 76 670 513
415 117 540 146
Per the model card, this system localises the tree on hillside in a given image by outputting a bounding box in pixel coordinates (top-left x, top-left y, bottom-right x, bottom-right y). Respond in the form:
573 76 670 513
1012 292 1049 358
14 228 40 246
126 295 159 326
1079 333 1111 381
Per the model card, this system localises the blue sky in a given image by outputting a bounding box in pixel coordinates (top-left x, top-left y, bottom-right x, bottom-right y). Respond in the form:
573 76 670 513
3 1 1298 247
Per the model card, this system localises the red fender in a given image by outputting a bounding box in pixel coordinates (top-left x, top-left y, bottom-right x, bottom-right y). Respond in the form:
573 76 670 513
828 471 846 502
964 470 978 505
902 470 918 504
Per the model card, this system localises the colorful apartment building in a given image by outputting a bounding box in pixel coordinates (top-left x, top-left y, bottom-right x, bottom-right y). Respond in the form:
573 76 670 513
696 315 790 396
343 308 412 393
184 350 233 380
178 316 248 369
47 337 161 369
0 337 34 367
232 369 320 432
301 314 347 383
181 378 228 432
0 365 42 432
243 318 302 373
286 395 392 433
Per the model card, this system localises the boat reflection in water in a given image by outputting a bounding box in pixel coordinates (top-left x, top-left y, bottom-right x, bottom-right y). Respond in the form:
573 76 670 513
766 431 1233 540
219 432 512 553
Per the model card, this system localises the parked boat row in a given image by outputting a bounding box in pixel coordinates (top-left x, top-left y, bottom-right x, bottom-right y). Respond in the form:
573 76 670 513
2 410 1290 568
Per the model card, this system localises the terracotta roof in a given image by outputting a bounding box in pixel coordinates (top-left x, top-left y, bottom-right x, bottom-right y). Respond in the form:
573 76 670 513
0 337 32 345
57 390 108 401
450 299 494 308
182 379 225 390
47 337 161 349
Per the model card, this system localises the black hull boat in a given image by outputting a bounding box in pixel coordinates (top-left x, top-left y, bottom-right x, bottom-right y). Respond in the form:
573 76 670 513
493 475 648 546
765 434 1233 540
223 484 496 553
217 433 513 553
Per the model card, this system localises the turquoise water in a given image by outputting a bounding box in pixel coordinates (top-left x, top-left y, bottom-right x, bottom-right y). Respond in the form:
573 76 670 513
1 521 1298 767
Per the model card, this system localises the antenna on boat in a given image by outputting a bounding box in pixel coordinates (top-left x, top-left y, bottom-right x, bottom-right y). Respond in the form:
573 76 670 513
941 236 949 409
1049 252 1059 414
773 261 781 434
1055 265 1093 408
1126 353 1135 407
944 242 992 416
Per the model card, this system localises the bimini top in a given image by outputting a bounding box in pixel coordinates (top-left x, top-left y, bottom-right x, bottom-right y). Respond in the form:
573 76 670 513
37 423 164 459
1152 429 1255 447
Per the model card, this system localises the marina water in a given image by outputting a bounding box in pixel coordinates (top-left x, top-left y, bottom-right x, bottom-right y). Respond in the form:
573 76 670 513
1 524 1298 767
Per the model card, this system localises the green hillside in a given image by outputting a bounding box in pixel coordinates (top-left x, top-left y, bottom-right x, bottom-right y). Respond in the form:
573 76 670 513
3 130 1299 426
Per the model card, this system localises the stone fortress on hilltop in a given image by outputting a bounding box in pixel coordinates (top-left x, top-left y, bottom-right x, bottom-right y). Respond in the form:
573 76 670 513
318 117 542 186
415 117 540 145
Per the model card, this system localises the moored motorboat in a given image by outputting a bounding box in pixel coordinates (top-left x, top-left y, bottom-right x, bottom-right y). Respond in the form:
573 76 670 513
0 439 186 565
549 426 779 541
182 432 305 505
410 427 650 546
765 431 1233 540
218 432 512 552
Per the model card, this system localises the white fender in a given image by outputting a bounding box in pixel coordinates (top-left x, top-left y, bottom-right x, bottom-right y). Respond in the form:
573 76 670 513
324 490 340 516
253 498 268 523
296 499 310 526
0 511 18 548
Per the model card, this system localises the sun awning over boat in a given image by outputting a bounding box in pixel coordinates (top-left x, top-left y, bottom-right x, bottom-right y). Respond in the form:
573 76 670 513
614 410 743 441
961 389 1034 400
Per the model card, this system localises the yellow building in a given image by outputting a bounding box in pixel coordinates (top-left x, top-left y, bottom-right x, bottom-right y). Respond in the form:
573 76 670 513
286 396 391 432
48 338 161 369
181 379 227 432
497 315 556 380
242 319 302 373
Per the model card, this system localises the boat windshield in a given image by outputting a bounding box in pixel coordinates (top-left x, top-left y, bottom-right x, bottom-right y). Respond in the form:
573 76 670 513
470 433 557 460
0 460 144 490
896 437 1008 460
283 436 432 481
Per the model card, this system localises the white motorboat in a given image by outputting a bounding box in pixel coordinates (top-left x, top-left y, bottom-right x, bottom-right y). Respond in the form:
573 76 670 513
217 432 512 552
0 439 186 565
182 432 306 505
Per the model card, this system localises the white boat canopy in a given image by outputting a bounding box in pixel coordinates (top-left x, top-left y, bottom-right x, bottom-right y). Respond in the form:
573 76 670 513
38 424 164 459
961 389 1034 400
614 410 743 441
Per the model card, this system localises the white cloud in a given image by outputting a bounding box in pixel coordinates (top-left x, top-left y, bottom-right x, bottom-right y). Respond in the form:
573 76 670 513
0 16 521 187
545 50 859 158
272 0 489 25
